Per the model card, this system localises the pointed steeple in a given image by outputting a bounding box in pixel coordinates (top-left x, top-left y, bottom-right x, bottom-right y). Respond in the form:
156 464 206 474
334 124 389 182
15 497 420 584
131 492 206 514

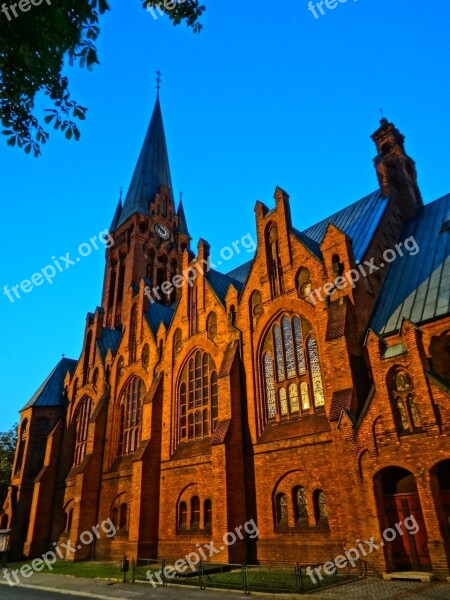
110 191 123 231
114 94 173 230
177 198 191 238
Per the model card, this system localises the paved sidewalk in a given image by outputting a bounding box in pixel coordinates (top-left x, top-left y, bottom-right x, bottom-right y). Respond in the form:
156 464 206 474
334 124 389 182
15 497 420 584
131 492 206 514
1 572 450 599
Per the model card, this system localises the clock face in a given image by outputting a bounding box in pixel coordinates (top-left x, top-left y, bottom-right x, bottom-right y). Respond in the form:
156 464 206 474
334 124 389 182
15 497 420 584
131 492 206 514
154 223 171 241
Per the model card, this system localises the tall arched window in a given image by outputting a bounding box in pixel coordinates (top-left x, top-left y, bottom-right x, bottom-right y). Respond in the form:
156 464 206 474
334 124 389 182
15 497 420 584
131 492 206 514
120 503 128 529
73 396 93 466
14 419 28 475
129 304 138 363
191 496 200 529
83 331 92 385
178 501 187 530
266 223 283 297
261 313 325 421
388 369 421 434
118 377 145 456
178 351 218 443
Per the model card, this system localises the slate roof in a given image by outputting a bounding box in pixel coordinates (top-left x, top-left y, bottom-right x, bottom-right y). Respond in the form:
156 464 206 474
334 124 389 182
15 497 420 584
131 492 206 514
302 189 390 262
21 358 77 411
206 269 244 305
227 260 253 285
145 302 175 337
115 95 173 230
97 328 122 360
369 193 450 335
177 200 191 238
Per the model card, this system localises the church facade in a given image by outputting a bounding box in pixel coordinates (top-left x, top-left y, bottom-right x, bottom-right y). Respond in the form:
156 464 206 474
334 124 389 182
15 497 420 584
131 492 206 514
2 93 450 578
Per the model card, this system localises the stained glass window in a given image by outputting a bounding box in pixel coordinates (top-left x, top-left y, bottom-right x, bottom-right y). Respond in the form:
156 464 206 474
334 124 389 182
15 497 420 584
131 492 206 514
300 382 310 411
274 324 285 382
264 353 277 419
294 487 308 521
118 378 144 456
293 316 306 375
276 493 288 525
180 351 217 443
288 383 300 413
307 337 325 407
279 388 288 416
282 316 297 379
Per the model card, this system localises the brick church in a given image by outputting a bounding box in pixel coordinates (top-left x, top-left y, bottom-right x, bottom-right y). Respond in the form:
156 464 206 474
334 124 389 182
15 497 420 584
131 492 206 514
2 90 450 578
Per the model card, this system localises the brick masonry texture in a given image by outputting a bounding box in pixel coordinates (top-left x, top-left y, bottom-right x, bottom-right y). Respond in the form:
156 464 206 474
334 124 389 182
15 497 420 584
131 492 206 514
2 113 450 580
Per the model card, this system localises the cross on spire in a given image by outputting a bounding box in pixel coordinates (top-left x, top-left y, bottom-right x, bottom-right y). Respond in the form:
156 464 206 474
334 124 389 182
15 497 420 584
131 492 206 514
156 69 162 93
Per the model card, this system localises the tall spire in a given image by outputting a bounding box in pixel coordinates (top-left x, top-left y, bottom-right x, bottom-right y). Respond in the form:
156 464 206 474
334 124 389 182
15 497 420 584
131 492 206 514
177 196 191 238
114 90 173 230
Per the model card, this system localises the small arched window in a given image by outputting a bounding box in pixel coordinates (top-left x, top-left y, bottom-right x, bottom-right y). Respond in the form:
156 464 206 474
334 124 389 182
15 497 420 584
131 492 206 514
275 493 288 527
120 503 128 529
313 490 329 525
112 507 119 528
178 351 217 444
0 514 9 530
388 369 421 434
293 486 308 524
178 501 187 530
118 377 145 456
207 312 217 341
73 397 93 466
204 499 212 530
296 268 312 300
66 507 74 533
331 254 344 278
191 496 200 529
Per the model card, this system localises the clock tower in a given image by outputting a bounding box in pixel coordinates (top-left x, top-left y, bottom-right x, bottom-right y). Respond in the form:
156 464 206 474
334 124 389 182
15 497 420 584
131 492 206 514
101 88 191 328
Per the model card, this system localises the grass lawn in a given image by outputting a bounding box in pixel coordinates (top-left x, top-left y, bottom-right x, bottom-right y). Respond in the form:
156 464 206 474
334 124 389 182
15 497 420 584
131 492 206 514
4 561 125 580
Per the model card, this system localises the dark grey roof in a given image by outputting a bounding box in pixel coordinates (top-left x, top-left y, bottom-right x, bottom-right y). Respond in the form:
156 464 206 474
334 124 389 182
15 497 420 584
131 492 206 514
110 198 123 231
369 193 450 335
21 358 77 411
145 302 175 337
226 259 253 285
115 95 173 229
302 189 390 262
177 200 191 238
97 328 122 361
206 269 244 305
292 228 322 258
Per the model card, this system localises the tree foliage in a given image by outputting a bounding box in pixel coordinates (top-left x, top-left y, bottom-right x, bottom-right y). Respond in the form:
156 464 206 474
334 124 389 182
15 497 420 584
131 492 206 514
0 424 17 507
0 1 204 156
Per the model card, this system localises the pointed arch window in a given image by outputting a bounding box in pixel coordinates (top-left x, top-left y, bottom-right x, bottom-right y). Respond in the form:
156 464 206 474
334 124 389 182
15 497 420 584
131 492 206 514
129 304 138 363
14 420 28 475
293 486 308 524
117 377 145 456
313 490 329 525
266 223 283 297
74 396 93 466
191 496 200 528
178 351 218 444
307 337 325 407
178 501 187 530
389 369 421 434
261 314 325 422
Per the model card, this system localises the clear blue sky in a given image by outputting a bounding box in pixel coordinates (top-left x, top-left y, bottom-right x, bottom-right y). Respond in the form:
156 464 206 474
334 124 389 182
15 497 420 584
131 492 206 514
1 0 449 430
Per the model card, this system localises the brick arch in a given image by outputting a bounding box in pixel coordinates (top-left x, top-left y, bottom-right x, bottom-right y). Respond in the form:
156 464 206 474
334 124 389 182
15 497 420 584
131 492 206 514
110 492 129 530
114 375 146 457
358 449 370 481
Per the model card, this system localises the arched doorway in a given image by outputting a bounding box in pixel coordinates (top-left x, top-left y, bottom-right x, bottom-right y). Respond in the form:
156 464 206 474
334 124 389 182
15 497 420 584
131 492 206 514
377 467 430 571
436 460 450 538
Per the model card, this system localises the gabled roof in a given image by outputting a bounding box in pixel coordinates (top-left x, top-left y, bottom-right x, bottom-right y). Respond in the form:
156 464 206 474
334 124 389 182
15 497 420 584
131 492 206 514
302 189 390 262
97 328 122 361
21 358 77 412
145 302 174 337
369 193 450 335
115 95 173 230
